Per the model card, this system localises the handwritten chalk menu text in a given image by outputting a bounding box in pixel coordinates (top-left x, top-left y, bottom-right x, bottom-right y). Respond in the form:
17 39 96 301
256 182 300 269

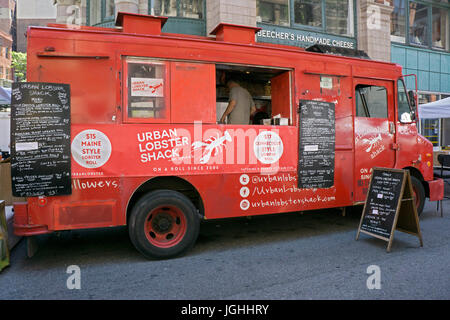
298 100 335 189
360 169 405 239
10 82 71 197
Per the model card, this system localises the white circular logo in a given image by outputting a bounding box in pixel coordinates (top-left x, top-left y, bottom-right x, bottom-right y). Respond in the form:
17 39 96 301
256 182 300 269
72 129 112 168
240 199 250 211
240 186 250 198
239 174 250 185
253 131 284 164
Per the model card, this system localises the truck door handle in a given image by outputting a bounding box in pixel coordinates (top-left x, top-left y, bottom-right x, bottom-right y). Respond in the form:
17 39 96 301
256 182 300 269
389 122 396 134
391 143 400 150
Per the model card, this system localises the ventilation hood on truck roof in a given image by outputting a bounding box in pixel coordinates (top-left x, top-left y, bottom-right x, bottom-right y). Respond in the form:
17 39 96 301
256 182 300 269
116 12 168 36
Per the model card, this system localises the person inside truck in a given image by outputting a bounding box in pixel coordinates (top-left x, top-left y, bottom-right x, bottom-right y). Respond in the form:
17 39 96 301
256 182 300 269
220 79 256 125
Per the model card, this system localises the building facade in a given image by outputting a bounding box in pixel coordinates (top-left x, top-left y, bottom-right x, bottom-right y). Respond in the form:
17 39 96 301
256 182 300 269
0 28 12 87
16 0 57 53
0 0 14 87
50 0 450 149
388 0 450 148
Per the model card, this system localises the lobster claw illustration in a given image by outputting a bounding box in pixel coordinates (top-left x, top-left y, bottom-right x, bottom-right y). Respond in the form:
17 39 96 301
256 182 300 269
362 133 382 153
192 131 232 164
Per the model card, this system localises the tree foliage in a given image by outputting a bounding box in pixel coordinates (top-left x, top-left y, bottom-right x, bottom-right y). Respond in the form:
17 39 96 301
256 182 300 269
12 51 27 82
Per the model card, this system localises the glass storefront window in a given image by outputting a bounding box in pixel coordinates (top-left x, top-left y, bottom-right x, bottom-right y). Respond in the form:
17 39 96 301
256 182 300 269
325 0 353 36
409 2 429 46
391 0 406 42
419 93 441 148
150 0 203 19
256 0 289 26
294 0 322 27
421 118 440 146
432 6 448 49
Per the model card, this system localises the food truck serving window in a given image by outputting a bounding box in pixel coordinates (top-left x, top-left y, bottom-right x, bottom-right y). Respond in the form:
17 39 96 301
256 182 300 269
124 58 169 123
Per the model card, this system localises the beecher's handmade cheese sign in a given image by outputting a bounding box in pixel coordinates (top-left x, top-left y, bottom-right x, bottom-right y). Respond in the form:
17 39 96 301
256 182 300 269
356 168 423 252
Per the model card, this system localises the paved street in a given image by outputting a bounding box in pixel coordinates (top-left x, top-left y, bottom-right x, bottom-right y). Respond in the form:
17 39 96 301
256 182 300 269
1 199 449 300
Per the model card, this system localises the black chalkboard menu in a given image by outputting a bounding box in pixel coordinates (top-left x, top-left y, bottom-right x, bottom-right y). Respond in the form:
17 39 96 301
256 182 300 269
359 168 405 239
10 82 71 197
298 100 335 189
356 168 423 252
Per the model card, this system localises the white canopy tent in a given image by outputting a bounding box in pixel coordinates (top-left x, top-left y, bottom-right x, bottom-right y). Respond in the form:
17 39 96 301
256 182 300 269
418 97 450 119
0 86 11 105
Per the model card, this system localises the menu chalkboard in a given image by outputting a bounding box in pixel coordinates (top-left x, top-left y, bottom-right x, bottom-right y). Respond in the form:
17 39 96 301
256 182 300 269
298 100 335 189
10 82 71 197
359 168 405 239
356 168 423 252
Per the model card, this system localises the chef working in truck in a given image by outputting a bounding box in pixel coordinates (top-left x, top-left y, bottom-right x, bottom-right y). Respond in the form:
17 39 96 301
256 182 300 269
220 79 256 125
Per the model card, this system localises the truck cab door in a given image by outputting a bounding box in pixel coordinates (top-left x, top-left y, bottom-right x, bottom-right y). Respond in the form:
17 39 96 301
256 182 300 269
354 78 396 202
395 78 419 169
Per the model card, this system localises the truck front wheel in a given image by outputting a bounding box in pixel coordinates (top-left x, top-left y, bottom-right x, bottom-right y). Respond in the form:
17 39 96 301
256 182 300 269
128 190 200 259
411 176 425 216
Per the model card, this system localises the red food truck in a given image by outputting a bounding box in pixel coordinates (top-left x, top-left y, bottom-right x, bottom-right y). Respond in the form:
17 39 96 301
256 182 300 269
13 12 443 259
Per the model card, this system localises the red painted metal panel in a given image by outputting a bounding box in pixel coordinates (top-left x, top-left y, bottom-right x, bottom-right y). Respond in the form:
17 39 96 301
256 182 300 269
271 71 292 122
428 178 444 202
210 23 260 45
170 62 216 124
54 200 117 230
116 12 167 35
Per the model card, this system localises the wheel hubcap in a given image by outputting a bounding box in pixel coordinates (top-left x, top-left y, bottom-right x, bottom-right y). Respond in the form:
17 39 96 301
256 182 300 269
145 206 186 248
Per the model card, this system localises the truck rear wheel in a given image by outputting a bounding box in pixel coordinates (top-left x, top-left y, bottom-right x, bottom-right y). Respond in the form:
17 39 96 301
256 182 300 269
128 190 200 259
411 176 425 216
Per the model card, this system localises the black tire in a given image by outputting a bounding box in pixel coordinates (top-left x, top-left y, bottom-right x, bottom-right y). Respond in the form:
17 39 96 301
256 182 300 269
128 190 200 259
411 176 425 216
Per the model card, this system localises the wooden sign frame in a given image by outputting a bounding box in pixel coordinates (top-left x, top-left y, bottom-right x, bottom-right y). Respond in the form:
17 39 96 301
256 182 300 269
356 168 423 252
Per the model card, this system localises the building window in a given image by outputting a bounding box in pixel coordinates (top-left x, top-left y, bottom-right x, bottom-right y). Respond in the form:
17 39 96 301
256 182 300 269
432 6 448 49
391 0 449 51
150 0 204 19
391 0 406 42
256 0 289 26
89 0 102 25
293 0 322 27
104 0 114 18
291 0 353 36
180 0 203 18
325 0 353 36
409 2 429 46
151 0 176 16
